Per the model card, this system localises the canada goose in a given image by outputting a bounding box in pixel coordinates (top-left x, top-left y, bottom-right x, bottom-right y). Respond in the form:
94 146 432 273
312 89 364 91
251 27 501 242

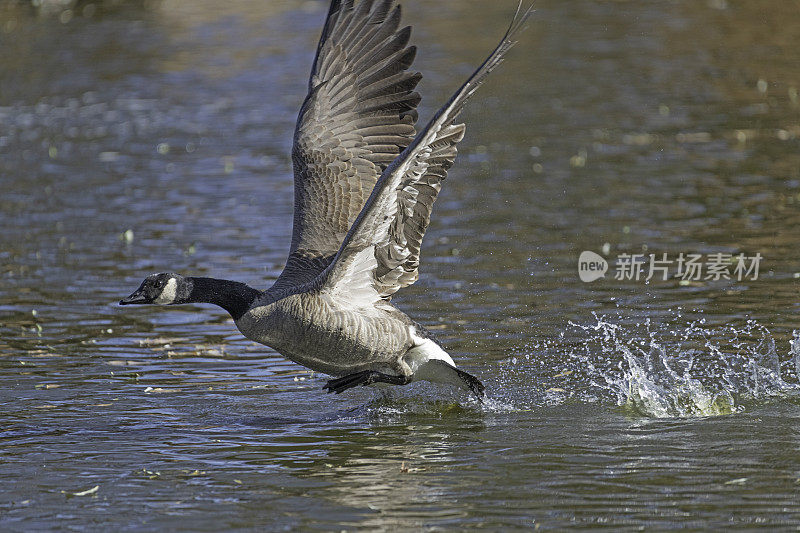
120 0 531 401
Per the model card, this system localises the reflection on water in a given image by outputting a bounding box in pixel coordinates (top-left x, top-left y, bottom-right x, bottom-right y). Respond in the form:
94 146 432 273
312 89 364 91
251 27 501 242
2 0 800 529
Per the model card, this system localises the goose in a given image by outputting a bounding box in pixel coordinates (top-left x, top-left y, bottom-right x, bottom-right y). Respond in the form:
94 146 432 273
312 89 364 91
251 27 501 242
120 0 531 401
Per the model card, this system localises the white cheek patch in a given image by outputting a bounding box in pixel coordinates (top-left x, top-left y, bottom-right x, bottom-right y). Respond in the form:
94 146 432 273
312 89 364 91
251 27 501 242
154 277 178 305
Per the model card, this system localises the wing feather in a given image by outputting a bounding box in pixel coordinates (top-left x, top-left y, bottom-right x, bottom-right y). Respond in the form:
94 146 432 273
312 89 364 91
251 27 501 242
275 0 421 290
319 3 532 302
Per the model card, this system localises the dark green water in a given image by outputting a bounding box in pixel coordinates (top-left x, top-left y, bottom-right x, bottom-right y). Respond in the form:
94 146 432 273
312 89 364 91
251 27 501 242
2 0 800 529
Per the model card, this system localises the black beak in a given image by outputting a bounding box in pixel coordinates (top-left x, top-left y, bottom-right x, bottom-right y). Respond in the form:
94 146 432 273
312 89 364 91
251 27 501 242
119 290 148 305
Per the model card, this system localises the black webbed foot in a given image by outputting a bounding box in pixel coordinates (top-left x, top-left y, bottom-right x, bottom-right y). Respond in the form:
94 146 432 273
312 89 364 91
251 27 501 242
323 371 372 394
324 371 410 394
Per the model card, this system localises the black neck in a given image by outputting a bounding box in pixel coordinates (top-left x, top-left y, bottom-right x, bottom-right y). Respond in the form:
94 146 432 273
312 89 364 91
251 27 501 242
187 277 260 320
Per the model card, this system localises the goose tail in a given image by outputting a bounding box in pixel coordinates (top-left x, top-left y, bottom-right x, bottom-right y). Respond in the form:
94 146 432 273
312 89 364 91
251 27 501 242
412 359 485 401
405 330 485 400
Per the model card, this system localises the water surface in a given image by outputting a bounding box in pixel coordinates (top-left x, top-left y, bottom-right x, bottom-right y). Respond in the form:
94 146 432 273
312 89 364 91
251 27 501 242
2 0 800 529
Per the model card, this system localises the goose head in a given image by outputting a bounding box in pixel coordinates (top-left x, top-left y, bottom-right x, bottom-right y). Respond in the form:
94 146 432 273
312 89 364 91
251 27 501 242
120 273 190 306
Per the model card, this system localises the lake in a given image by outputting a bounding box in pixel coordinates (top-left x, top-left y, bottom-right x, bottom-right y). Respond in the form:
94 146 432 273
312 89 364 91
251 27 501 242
2 0 800 529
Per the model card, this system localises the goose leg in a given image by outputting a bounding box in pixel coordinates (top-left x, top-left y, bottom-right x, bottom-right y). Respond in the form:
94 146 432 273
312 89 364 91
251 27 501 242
324 371 410 394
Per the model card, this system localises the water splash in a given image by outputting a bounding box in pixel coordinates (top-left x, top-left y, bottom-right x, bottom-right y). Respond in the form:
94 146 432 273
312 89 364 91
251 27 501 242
574 318 728 417
499 314 800 418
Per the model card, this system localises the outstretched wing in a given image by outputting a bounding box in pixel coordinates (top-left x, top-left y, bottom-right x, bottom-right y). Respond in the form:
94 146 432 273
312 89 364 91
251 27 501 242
279 0 422 287
319 4 532 303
